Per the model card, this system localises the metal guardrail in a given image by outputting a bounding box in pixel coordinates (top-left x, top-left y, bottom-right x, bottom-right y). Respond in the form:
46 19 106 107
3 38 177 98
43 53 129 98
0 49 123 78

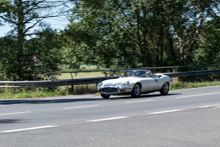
164 69 220 77
0 69 220 88
0 76 118 88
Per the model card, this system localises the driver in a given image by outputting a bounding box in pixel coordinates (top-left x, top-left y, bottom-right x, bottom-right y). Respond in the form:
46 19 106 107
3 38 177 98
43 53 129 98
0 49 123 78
146 71 149 77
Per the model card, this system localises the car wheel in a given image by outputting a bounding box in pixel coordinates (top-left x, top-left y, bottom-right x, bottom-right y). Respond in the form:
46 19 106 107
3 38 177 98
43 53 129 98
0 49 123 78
131 83 141 98
101 94 110 99
160 82 169 95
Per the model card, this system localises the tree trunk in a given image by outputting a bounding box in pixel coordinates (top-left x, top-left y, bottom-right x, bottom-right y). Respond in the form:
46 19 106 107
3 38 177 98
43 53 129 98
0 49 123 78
186 13 204 63
178 37 185 65
16 0 25 80
136 7 151 67
159 19 164 63
166 29 176 62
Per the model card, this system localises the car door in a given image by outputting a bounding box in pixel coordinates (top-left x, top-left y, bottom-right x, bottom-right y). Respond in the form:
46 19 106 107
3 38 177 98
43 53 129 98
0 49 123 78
152 75 163 90
141 77 157 92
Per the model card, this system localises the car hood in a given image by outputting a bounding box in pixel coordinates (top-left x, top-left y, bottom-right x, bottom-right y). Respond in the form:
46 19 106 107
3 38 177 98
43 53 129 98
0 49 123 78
102 77 134 86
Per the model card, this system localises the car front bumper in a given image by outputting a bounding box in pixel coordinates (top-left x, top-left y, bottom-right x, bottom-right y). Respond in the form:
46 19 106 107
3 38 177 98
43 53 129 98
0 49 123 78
98 87 133 95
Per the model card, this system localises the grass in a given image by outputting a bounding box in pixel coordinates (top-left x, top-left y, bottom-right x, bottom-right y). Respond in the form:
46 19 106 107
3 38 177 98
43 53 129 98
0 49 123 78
58 72 105 79
0 84 98 99
59 64 100 71
0 91 69 99
170 80 220 90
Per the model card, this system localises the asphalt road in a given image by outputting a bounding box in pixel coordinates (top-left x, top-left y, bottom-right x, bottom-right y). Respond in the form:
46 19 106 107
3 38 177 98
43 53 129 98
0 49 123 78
0 85 220 147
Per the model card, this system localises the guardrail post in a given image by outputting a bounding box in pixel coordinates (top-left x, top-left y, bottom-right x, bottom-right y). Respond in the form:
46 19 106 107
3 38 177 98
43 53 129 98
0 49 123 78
172 68 176 84
46 74 50 80
70 73 74 93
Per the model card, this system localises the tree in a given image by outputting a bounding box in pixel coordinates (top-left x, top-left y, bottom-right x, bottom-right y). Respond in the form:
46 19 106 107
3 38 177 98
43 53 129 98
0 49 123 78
166 0 219 65
25 27 63 80
64 0 141 69
0 0 70 80
193 20 220 65
0 35 18 80
67 0 219 68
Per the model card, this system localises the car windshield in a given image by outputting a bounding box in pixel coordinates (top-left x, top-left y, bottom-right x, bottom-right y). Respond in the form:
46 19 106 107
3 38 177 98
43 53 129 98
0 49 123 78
122 70 146 77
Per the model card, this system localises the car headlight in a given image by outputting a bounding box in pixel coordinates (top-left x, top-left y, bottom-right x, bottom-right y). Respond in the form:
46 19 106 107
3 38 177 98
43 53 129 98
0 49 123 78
98 82 103 87
121 81 130 87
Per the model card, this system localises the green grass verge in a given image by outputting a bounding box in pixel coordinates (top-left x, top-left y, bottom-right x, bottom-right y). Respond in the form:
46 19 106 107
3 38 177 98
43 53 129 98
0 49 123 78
0 81 220 99
0 84 97 99
0 91 70 99
170 80 220 90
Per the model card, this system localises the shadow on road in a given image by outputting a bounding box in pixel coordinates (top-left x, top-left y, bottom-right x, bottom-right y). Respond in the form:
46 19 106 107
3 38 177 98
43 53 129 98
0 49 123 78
110 93 181 100
0 93 181 105
0 98 101 105
0 119 22 124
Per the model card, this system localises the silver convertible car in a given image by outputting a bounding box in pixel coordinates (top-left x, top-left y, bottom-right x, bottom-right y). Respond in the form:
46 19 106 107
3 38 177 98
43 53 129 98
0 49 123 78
97 70 171 99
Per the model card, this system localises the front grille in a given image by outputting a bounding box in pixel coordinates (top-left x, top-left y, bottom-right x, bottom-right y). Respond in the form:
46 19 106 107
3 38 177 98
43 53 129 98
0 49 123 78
101 87 118 93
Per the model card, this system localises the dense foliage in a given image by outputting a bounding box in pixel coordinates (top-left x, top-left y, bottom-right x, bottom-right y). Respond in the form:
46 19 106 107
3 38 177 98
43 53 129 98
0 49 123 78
66 0 219 67
0 0 219 80
0 0 69 80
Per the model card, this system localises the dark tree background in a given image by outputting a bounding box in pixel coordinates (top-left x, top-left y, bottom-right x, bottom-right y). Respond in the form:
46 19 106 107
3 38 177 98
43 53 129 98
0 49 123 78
0 0 219 80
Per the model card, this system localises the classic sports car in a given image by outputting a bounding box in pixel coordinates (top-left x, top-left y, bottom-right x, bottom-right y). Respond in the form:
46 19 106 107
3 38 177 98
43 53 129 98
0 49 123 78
97 70 171 99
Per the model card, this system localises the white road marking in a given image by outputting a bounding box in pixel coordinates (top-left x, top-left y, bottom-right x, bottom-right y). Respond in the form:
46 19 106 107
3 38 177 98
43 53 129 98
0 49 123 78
0 111 31 116
148 109 182 115
1 125 58 133
87 116 130 122
124 99 154 104
198 105 216 109
64 105 98 110
176 92 220 99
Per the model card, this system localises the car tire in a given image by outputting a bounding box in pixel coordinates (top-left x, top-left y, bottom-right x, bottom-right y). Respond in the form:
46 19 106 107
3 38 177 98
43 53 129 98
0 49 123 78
131 83 141 98
101 94 110 99
160 82 169 95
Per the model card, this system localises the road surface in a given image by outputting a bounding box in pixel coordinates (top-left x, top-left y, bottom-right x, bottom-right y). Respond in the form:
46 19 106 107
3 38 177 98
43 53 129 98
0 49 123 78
0 85 220 146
